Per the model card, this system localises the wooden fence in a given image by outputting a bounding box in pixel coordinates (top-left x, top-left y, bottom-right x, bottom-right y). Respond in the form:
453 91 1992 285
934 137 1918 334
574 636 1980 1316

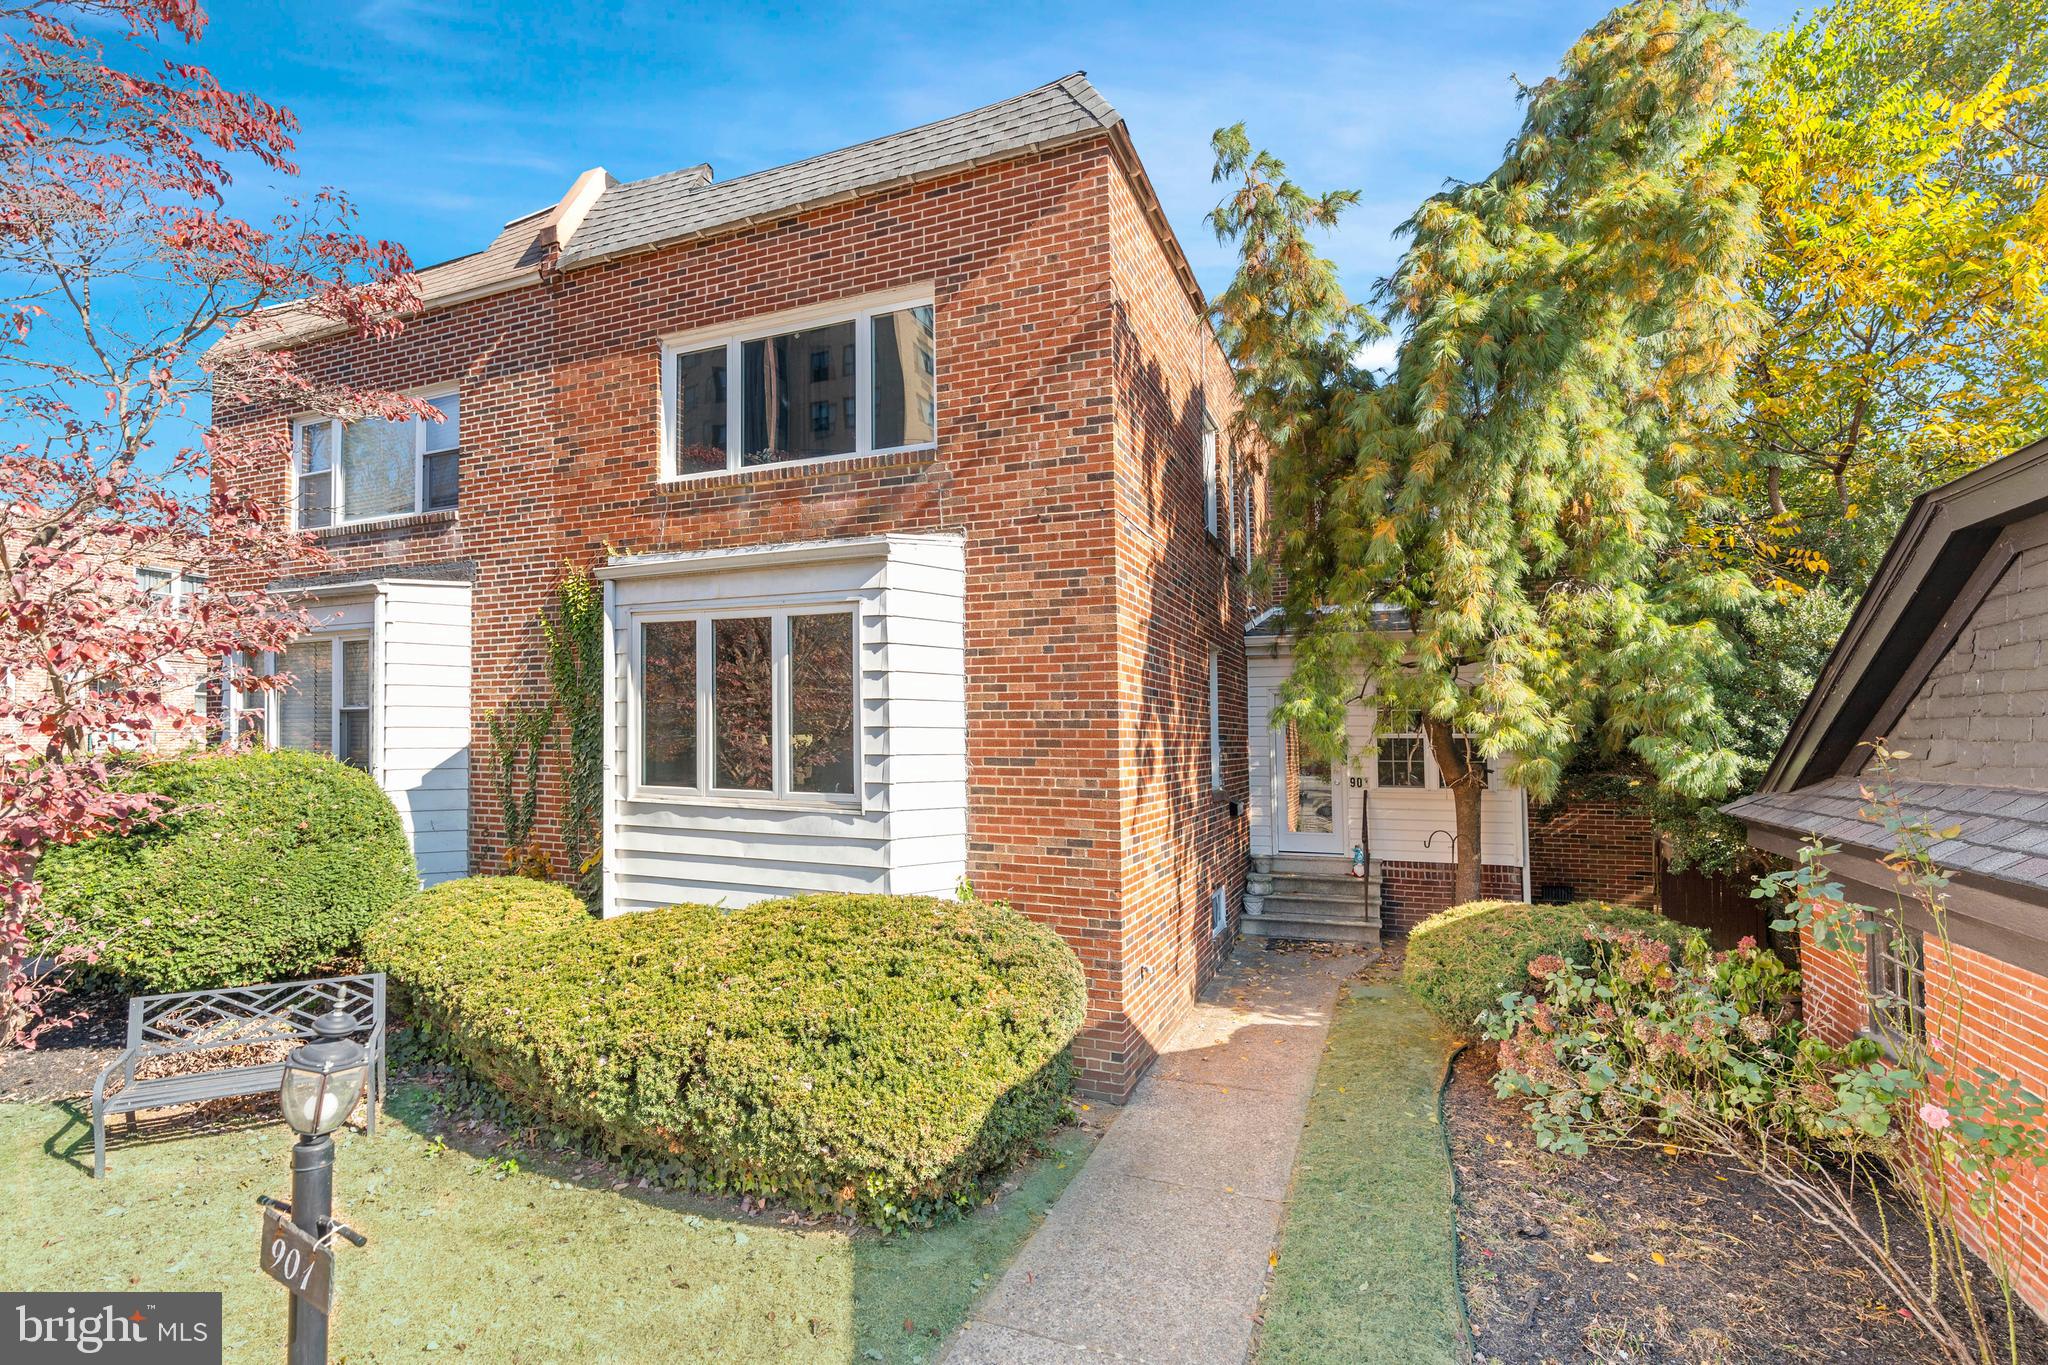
1655 851 1772 950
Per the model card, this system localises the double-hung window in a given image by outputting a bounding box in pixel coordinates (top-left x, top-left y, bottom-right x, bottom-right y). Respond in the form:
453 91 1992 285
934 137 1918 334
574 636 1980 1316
136 567 204 612
1202 412 1219 537
273 635 372 771
637 607 859 802
662 293 936 479
293 390 460 529
1208 649 1224 791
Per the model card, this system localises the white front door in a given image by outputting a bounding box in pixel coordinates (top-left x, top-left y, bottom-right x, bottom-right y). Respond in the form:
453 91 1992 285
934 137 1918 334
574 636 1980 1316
1275 718 1349 855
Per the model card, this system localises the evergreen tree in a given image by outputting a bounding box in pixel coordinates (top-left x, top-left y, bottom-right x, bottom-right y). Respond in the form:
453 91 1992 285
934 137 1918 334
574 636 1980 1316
1217 0 1761 902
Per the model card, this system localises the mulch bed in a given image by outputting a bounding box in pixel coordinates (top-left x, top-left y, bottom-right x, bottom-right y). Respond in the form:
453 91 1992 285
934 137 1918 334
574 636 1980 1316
0 984 128 1103
1444 1047 2048 1363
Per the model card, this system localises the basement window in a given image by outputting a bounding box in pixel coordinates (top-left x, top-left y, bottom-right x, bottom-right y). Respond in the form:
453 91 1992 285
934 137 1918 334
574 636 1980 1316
1867 915 1924 1050
661 291 935 479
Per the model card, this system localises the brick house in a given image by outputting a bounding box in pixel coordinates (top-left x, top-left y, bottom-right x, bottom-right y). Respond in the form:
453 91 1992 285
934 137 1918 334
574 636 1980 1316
211 74 1257 1099
1726 435 2048 1312
0 542 210 759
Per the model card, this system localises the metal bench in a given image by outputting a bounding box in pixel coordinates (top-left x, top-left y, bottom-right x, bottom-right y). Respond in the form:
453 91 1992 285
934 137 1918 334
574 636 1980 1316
89 973 385 1178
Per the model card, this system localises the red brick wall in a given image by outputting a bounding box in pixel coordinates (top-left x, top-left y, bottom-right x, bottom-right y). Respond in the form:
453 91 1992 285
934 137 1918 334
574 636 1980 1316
1527 796 1657 907
1379 860 1523 935
214 136 1240 1100
1802 926 2048 1314
1101 162 1252 1087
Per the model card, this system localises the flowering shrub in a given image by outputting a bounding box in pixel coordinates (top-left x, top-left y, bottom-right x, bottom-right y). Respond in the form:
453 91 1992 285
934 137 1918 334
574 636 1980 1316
1490 929 1908 1156
1491 744 2048 1364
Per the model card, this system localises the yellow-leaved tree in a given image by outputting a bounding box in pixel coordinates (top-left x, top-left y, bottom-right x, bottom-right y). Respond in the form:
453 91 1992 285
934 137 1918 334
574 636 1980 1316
1706 0 2048 594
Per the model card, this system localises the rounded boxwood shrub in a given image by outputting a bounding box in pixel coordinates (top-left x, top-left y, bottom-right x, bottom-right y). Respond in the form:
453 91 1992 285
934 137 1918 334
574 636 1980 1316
364 879 1089 1226
40 748 417 992
1403 899 1698 1038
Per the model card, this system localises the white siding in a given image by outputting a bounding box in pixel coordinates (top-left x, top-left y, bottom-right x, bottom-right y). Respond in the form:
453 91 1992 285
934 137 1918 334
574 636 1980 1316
1245 631 1529 870
376 580 471 885
599 535 967 914
269 579 473 888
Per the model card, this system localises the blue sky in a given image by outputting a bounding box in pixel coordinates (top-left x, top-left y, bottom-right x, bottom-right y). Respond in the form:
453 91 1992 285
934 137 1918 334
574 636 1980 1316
197 0 1806 358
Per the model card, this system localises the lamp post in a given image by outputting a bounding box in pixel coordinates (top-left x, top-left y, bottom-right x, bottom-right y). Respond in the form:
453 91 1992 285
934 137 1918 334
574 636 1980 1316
277 1009 369 1365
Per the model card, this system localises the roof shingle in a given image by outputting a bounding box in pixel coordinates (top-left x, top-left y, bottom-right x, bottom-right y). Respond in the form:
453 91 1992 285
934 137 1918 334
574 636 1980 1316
1725 775 2048 893
559 73 1121 268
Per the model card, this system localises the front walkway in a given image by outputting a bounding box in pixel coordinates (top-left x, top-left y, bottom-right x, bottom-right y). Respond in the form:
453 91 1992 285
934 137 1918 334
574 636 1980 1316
946 945 1357 1363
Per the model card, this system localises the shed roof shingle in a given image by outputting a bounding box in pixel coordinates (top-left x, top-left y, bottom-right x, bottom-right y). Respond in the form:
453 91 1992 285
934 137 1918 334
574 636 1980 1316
558 72 1121 268
1726 776 2048 890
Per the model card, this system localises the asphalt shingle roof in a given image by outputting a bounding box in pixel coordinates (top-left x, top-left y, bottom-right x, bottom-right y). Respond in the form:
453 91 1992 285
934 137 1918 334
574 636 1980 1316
1725 776 2048 888
559 72 1121 268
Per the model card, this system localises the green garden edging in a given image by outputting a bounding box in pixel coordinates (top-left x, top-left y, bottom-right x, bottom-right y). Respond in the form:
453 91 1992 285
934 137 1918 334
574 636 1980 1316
1259 982 1468 1365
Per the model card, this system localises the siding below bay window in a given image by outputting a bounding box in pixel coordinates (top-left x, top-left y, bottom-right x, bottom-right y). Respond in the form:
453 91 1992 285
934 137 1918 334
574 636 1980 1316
597 533 967 914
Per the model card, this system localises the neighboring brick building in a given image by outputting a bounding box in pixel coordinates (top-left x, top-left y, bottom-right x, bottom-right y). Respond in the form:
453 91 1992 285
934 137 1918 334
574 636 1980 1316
0 546 210 759
1728 435 2048 1314
211 75 1255 1099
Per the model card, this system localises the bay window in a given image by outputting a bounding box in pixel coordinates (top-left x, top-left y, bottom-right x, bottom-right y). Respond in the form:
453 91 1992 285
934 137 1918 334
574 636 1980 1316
637 607 858 801
662 293 935 479
294 391 460 529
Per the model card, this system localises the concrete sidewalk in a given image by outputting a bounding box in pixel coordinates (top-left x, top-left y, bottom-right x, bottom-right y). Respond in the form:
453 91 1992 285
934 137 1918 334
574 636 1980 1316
946 945 1357 1364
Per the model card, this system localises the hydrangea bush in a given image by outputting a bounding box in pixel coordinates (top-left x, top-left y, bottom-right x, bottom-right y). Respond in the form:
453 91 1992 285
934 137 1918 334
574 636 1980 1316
1489 747 2048 1364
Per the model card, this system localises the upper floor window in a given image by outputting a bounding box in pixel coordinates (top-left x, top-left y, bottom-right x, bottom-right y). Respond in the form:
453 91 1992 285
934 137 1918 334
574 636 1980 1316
294 391 459 530
662 291 935 479
135 566 205 612
1202 412 1219 537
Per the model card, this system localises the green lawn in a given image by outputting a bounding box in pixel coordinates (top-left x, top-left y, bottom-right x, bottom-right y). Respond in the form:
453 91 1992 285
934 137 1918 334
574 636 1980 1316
1259 982 1468 1365
0 1081 1095 1364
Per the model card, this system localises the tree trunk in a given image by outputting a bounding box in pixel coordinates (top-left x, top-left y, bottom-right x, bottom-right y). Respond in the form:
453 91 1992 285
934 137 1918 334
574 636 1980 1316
1424 717 1486 905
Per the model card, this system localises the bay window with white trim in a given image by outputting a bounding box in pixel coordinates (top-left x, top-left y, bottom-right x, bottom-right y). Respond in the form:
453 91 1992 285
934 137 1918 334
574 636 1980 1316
660 290 936 480
634 605 859 803
293 391 460 529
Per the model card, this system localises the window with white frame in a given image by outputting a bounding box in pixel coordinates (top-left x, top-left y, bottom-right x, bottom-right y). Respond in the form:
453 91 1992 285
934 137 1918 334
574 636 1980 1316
1201 411 1219 536
1375 712 1426 788
136 566 204 612
271 635 372 771
662 294 935 478
1867 914 1924 1049
294 391 460 530
1208 648 1224 791
1222 447 1236 556
637 607 858 800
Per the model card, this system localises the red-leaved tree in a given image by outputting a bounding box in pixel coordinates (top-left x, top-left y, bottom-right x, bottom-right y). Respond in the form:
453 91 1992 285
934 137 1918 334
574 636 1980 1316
0 0 424 1046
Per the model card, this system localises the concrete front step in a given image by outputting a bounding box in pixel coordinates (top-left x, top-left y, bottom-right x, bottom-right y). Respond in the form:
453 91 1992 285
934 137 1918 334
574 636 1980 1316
1265 853 1360 877
1241 913 1381 946
1267 871 1372 898
1258 889 1378 921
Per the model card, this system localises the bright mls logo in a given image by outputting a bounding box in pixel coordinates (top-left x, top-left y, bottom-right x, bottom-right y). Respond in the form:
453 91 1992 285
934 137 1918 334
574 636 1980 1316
1 1294 220 1363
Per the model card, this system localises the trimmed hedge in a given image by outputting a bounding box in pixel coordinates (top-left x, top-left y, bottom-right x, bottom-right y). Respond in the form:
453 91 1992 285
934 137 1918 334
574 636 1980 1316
40 749 417 992
1402 899 1697 1038
364 879 1089 1227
